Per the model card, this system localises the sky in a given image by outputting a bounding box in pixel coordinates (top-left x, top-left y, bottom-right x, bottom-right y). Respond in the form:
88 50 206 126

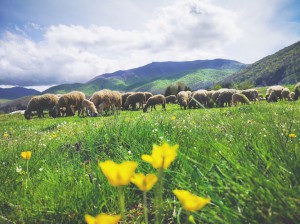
0 0 300 90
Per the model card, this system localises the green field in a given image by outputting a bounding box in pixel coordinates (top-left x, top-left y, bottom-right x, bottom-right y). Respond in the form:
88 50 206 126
0 102 299 223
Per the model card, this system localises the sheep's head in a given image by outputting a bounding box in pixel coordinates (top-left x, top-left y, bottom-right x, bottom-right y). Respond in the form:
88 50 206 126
50 107 59 118
24 110 31 120
143 107 147 113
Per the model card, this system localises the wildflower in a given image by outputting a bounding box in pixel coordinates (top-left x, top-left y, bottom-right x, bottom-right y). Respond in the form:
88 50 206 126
99 160 138 186
289 133 296 139
142 142 179 169
16 166 22 173
85 213 121 224
21 151 32 160
131 173 158 191
247 119 253 124
3 132 9 139
173 189 210 212
171 116 176 120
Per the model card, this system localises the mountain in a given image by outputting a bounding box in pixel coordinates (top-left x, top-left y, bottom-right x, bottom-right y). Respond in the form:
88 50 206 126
0 87 41 100
220 41 300 88
44 59 245 95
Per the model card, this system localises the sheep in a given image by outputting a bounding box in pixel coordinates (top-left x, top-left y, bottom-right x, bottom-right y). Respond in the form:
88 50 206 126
124 92 146 110
51 91 85 118
211 89 228 106
24 94 59 120
188 90 207 109
206 90 216 108
232 93 251 106
268 90 278 102
241 89 259 103
165 95 177 104
216 89 238 107
177 91 189 110
281 88 291 101
81 99 98 117
110 91 122 115
121 92 133 110
266 85 284 101
293 82 300 100
143 94 166 112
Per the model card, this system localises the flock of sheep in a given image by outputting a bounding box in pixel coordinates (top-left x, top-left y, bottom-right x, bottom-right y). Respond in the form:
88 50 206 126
23 82 300 120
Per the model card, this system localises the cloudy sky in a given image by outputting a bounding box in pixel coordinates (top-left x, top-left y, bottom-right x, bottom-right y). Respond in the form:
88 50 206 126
0 0 300 90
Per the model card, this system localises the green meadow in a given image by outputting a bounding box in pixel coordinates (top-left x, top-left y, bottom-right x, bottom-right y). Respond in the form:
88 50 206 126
0 102 299 223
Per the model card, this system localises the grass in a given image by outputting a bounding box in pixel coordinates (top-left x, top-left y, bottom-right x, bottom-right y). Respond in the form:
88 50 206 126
0 101 300 223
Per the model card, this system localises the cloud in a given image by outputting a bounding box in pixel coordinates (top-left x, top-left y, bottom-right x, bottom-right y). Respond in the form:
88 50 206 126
0 0 299 86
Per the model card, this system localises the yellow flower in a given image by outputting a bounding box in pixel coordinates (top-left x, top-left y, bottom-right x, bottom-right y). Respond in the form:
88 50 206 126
142 142 179 169
131 173 158 191
171 116 176 120
85 213 121 224
289 133 296 138
3 132 9 139
173 189 210 212
21 151 32 160
99 160 138 186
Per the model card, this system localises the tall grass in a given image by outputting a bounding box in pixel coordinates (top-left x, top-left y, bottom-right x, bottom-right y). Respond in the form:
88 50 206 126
0 102 299 223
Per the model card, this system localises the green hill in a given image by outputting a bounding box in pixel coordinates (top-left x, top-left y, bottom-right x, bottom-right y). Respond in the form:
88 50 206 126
43 59 245 95
221 41 300 88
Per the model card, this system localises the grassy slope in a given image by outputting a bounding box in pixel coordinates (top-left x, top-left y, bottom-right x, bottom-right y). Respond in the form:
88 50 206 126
0 102 299 223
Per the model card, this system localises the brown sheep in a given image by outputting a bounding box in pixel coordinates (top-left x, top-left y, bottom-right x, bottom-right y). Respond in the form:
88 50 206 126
51 91 86 118
206 90 216 108
110 91 122 115
124 92 146 110
188 90 207 109
144 92 153 102
81 99 98 117
268 90 278 102
216 89 238 107
281 88 291 101
143 94 166 112
177 91 189 110
90 89 112 115
121 92 133 110
293 82 300 100
232 93 250 106
241 89 259 103
24 94 59 120
165 95 177 104
266 85 284 101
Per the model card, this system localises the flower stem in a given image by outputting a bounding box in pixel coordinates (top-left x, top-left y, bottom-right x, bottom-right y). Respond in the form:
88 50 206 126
155 168 164 224
117 186 126 221
25 160 29 189
143 191 149 224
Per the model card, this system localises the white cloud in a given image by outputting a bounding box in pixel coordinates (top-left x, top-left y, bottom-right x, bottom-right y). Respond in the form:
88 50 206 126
0 0 299 86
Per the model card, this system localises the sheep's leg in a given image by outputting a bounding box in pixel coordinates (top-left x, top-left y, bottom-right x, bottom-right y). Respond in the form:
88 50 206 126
98 102 109 115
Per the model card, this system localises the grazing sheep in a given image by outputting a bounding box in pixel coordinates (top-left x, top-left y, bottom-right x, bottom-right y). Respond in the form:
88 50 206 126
293 82 300 100
51 91 85 118
24 94 59 120
268 90 278 102
232 93 251 106
241 89 259 103
165 95 177 104
206 90 216 108
110 91 122 115
188 90 207 109
124 92 146 110
266 85 284 101
81 99 98 117
216 89 238 107
143 94 166 112
121 92 133 110
177 91 189 110
211 89 228 106
281 88 291 101
90 89 112 115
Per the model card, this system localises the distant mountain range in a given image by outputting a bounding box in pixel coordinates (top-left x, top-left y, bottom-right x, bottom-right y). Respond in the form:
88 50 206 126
0 87 40 100
43 59 245 95
220 41 300 87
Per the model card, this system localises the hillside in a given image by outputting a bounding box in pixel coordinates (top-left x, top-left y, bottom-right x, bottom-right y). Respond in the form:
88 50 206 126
0 87 40 100
44 59 245 95
220 41 300 87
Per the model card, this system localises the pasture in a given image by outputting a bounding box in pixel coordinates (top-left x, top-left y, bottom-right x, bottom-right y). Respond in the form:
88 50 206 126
0 102 299 223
